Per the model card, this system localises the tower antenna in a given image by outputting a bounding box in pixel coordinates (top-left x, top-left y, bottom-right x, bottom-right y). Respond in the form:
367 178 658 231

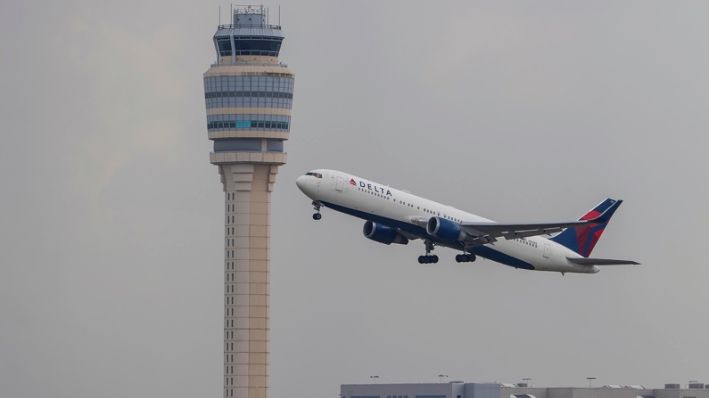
218 5 221 25
279 5 281 26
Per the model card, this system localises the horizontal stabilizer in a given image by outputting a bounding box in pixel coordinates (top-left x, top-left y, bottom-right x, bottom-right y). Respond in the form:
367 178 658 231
567 257 640 266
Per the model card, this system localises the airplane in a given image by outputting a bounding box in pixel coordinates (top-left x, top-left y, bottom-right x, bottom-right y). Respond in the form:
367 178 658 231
295 169 639 274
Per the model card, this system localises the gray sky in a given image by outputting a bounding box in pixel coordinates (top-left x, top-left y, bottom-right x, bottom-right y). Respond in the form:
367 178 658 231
2 1 708 397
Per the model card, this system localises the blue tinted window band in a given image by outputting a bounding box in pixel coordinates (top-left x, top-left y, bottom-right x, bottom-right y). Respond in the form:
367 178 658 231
207 120 289 130
205 91 293 99
207 114 290 123
205 97 293 110
207 114 290 131
204 75 294 91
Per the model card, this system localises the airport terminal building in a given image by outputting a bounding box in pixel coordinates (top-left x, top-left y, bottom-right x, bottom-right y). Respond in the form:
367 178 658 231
341 382 709 398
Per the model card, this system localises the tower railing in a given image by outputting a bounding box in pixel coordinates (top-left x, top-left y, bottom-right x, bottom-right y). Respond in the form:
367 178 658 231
218 23 282 30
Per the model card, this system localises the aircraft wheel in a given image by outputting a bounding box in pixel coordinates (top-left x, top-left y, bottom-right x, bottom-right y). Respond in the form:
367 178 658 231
312 213 322 220
458 254 476 262
431 255 439 264
417 256 425 264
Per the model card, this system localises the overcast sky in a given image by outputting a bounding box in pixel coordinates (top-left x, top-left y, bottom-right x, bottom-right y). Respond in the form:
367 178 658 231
2 1 709 397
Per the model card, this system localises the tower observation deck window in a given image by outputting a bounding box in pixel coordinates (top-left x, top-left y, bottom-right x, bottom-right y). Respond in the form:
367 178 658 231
212 138 284 153
207 114 290 131
214 138 261 152
216 37 232 56
205 91 293 99
233 36 283 56
266 139 283 152
207 120 289 130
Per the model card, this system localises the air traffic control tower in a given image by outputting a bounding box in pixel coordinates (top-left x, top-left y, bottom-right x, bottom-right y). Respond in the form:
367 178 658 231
203 5 294 398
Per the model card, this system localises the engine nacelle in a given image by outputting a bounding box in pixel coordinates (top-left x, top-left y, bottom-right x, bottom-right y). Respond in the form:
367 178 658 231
363 221 409 245
426 216 464 242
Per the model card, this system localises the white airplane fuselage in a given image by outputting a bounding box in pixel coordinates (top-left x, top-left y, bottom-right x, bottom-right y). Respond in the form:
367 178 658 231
296 169 600 274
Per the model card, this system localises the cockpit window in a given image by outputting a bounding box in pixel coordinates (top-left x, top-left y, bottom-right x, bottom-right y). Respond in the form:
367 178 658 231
305 172 322 178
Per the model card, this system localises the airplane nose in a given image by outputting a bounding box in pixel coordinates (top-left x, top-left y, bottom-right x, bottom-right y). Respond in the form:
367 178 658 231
295 175 308 192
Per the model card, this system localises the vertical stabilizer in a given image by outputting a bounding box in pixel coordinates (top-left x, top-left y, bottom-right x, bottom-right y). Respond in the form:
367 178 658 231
550 198 622 257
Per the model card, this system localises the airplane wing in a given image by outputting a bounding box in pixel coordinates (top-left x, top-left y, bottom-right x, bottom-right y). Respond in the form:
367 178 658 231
460 220 589 241
410 204 616 248
411 218 597 246
458 203 619 246
567 257 640 266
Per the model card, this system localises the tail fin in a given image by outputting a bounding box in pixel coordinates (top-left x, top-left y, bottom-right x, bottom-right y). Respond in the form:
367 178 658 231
550 198 622 257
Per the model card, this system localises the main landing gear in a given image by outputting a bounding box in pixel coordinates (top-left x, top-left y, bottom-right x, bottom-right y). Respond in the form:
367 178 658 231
455 253 476 263
418 255 438 264
418 240 439 264
312 201 322 220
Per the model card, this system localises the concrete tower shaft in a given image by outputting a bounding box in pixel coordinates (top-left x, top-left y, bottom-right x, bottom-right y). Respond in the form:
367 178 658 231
203 5 294 398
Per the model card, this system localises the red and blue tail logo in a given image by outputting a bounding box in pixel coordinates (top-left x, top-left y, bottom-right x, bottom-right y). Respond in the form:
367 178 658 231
550 198 623 257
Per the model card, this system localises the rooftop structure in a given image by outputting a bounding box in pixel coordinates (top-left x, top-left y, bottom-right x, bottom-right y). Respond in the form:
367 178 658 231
341 381 709 398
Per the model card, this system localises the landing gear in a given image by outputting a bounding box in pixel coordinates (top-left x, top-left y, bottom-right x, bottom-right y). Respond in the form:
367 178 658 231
312 201 322 220
417 240 438 264
455 253 476 263
418 255 439 264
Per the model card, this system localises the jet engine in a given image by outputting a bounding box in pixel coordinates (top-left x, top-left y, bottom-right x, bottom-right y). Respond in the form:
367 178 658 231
363 221 409 245
426 217 464 242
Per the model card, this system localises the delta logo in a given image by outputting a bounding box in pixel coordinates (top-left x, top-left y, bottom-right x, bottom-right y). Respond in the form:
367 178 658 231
351 177 392 196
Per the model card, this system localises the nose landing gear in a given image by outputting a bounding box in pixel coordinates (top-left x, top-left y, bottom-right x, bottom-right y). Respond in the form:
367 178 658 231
417 240 439 264
312 201 322 220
